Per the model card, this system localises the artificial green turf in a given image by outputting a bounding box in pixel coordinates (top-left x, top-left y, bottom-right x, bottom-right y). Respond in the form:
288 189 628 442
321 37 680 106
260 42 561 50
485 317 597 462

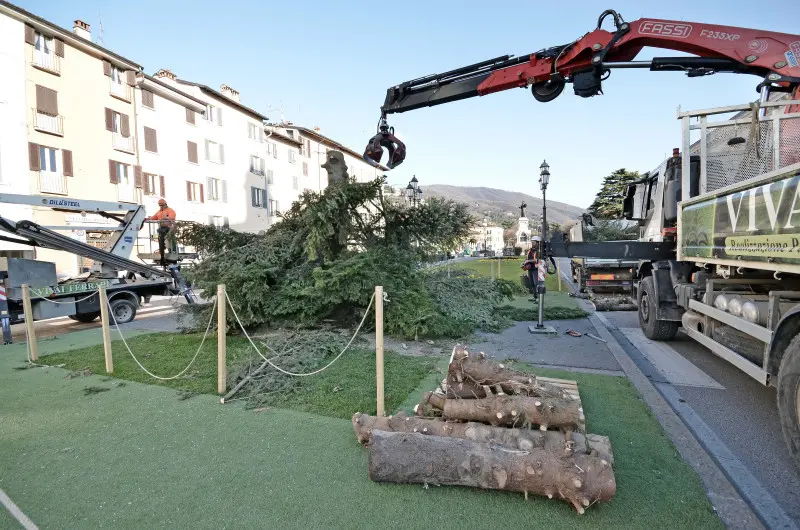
1 335 721 529
39 332 435 419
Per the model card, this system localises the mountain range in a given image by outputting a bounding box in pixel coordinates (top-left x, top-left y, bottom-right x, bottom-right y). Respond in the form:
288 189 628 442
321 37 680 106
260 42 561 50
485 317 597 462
423 185 585 227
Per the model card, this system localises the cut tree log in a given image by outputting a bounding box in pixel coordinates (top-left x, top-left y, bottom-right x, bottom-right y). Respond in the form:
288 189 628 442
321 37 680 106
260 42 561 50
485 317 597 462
419 391 584 432
352 412 614 464
447 347 573 400
368 430 616 514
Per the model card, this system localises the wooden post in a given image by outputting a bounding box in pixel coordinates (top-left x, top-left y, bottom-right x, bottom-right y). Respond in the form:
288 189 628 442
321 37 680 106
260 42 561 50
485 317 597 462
375 285 385 417
21 284 38 361
217 284 226 394
498 257 502 280
99 286 113 373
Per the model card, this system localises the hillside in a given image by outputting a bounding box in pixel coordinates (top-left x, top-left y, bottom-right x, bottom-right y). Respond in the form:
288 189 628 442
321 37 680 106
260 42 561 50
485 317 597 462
423 184 585 226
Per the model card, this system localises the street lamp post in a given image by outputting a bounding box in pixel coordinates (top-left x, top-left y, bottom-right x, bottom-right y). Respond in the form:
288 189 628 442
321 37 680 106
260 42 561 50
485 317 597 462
534 160 552 331
405 175 422 207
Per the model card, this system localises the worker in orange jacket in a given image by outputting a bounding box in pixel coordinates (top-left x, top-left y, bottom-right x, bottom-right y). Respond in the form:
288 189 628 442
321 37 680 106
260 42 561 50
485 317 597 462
145 199 176 266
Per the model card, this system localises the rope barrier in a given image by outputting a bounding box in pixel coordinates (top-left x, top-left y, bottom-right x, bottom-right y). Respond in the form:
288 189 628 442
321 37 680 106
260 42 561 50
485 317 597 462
106 296 217 381
224 290 375 377
35 290 100 304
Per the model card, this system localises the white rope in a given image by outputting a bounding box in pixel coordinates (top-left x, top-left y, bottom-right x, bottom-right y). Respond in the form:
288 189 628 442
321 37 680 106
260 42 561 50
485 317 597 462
106 297 217 380
225 290 375 377
35 290 100 304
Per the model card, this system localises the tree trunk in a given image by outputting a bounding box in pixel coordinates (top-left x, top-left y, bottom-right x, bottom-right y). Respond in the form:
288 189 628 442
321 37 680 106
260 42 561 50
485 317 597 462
447 348 573 400
368 430 616 514
420 391 584 431
352 412 613 464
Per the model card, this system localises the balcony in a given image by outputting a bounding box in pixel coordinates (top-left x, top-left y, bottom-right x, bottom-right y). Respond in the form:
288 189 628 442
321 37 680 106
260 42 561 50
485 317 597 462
250 166 265 176
39 171 67 195
109 79 131 101
31 109 64 136
31 50 60 75
112 133 135 153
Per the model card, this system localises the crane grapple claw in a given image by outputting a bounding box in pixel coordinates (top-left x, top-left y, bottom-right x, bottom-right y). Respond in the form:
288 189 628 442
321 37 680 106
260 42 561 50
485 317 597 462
364 122 406 169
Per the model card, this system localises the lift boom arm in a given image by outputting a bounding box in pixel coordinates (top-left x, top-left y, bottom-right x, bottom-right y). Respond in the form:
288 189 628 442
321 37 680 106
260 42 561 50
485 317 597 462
365 10 800 168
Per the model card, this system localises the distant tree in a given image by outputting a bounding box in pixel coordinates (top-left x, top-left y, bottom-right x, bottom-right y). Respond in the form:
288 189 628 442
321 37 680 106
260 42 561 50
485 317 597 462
582 219 639 242
587 169 641 219
501 219 514 230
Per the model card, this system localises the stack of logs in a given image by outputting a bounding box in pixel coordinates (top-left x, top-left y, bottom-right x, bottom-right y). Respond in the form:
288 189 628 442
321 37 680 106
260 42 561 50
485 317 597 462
352 347 616 514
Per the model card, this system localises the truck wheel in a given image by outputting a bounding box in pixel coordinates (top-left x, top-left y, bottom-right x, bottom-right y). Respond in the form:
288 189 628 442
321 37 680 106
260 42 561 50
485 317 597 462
778 335 800 470
638 276 679 341
70 312 100 323
110 298 137 324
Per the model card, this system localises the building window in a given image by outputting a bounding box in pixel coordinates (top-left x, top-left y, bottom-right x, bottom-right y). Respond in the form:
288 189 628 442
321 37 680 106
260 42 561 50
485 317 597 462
305 139 311 158
143 173 159 196
251 187 266 208
205 104 222 125
292 176 299 190
302 162 308 176
248 123 263 141
289 150 296 164
266 169 274 185
267 141 278 159
209 215 228 228
205 140 224 164
186 181 203 203
32 32 61 74
109 66 129 99
250 155 265 176
207 177 226 202
269 199 279 216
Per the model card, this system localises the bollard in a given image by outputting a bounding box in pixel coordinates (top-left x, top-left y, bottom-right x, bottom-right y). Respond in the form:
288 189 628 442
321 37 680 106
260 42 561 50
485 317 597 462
217 284 226 395
375 286 385 416
21 284 38 361
99 287 113 373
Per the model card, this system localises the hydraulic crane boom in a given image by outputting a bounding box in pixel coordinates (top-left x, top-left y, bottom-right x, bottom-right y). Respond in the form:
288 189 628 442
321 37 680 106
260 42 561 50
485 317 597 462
364 9 800 168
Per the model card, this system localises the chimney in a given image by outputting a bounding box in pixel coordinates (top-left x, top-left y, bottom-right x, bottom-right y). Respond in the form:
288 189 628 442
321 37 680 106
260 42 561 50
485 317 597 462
73 20 91 40
313 126 321 132
220 84 240 103
154 69 177 83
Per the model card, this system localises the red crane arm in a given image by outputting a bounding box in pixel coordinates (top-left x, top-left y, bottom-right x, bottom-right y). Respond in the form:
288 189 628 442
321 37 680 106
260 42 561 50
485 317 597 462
479 18 800 96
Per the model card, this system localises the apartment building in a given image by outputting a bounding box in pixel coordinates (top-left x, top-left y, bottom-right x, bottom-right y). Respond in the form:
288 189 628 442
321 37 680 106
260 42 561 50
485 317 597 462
261 128 304 225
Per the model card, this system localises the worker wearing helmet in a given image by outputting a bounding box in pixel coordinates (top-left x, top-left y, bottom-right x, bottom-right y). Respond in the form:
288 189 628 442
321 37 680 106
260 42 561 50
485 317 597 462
522 236 541 301
145 199 177 267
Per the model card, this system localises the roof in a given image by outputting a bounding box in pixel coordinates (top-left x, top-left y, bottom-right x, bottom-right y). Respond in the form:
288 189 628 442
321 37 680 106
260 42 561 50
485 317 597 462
290 126 390 171
141 74 207 107
0 0 141 70
175 79 267 121
264 127 303 147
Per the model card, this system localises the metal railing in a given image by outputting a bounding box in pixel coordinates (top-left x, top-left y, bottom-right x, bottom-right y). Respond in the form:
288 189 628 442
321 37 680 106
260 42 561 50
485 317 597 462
31 109 63 135
31 50 60 74
39 171 67 194
679 97 800 196
109 79 131 101
112 133 135 153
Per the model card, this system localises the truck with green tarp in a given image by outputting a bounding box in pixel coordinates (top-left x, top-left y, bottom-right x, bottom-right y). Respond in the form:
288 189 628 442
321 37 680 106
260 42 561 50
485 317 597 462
620 95 800 468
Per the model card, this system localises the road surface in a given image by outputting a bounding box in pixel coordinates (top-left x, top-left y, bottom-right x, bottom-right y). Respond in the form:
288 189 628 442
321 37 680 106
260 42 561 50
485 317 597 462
557 258 800 523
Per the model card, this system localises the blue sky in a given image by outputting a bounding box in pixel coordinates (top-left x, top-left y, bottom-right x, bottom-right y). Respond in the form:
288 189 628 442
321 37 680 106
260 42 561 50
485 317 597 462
22 0 792 208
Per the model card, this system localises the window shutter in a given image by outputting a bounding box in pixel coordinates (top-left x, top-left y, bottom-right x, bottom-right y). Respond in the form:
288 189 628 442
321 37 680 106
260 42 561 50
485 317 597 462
199 184 205 203
105 108 114 131
126 70 136 86
144 127 157 152
54 39 64 57
261 158 265 174
216 107 223 126
28 143 40 171
103 60 111 77
185 107 195 124
24 25 35 45
222 180 228 203
219 144 225 164
263 188 268 209
259 128 264 142
186 181 192 201
187 141 197 163
273 144 277 159
204 140 210 160
224 217 229 228
160 175 165 197
120 114 130 138
134 165 143 188
306 140 311 157
303 162 308 176
143 173 150 193
62 150 73 177
206 176 212 198
142 90 154 108
109 160 118 184
251 187 257 207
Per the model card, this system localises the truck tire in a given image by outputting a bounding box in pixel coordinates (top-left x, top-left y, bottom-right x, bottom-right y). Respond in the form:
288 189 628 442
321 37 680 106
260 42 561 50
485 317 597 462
638 276 679 341
110 298 137 324
70 312 100 323
778 334 800 470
